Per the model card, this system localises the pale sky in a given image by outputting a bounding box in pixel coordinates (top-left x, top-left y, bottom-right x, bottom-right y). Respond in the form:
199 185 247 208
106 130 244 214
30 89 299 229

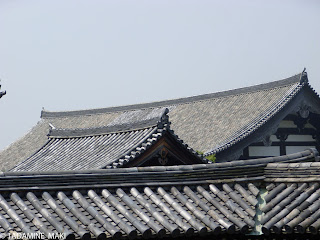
0 0 320 150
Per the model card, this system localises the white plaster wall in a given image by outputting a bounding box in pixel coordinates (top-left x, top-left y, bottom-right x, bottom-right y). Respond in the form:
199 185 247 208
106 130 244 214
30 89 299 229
286 146 316 155
286 135 315 141
249 146 280 157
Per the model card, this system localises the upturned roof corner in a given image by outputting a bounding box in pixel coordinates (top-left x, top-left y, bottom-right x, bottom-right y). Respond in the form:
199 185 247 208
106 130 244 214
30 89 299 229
0 84 6 99
300 67 308 84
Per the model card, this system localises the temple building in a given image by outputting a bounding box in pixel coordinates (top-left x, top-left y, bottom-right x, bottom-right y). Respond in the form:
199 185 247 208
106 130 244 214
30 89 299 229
0 70 320 171
1 70 320 239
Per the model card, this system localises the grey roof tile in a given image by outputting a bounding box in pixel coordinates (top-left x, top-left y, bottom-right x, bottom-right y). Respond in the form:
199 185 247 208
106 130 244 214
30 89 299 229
4 151 320 237
2 72 318 169
10 109 207 172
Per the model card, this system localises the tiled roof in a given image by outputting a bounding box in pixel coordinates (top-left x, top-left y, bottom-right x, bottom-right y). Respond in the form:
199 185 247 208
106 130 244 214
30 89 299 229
0 149 319 239
10 109 207 172
2 71 320 170
261 162 320 235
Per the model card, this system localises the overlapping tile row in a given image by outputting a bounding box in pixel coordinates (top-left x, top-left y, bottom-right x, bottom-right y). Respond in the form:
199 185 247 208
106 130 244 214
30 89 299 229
0 183 259 239
264 162 320 182
1 150 319 238
261 182 320 235
261 162 320 235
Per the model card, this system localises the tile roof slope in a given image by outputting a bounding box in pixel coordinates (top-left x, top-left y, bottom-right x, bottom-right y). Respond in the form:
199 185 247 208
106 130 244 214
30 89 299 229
0 149 318 239
10 109 207 172
261 161 320 235
1 71 316 170
0 121 50 171
41 74 306 156
37 72 314 157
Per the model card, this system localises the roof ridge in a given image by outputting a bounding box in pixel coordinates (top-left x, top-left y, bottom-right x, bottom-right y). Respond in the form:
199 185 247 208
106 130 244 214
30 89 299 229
2 149 317 180
49 108 170 138
41 73 302 118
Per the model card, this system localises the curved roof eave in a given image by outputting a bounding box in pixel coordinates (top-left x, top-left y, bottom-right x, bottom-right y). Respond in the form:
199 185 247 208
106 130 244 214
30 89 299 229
204 70 313 156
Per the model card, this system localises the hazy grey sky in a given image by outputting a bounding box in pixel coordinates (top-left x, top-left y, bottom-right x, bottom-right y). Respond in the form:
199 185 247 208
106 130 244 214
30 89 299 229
0 0 319 150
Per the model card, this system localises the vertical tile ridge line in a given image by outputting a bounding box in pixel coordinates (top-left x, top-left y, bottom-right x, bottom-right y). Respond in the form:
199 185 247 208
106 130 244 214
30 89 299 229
157 187 207 235
72 190 122 240
261 183 309 228
130 187 180 238
0 207 14 233
101 188 152 239
42 192 90 240
209 184 255 228
143 187 194 236
262 184 298 213
284 193 320 233
10 193 54 237
234 184 258 206
170 186 221 234
271 183 320 233
211 184 255 230
10 138 55 172
0 194 35 234
56 191 105 239
87 190 137 239
197 186 249 233
297 206 320 233
183 186 235 234
206 82 304 156
26 192 75 239
221 184 256 218
265 184 320 234
115 188 166 238
264 183 287 203
49 138 86 171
